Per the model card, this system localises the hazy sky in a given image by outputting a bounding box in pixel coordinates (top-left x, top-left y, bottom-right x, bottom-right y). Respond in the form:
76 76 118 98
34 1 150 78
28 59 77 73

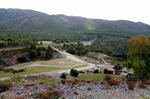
1 0 150 25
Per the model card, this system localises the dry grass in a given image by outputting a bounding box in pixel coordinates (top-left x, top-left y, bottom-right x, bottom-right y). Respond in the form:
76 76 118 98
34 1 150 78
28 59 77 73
0 93 22 99
139 84 146 89
141 80 150 85
128 82 136 90
41 90 63 99
107 79 121 86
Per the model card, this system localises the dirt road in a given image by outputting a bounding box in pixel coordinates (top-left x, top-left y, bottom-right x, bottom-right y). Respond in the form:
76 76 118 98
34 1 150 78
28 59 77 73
0 47 96 80
0 46 114 81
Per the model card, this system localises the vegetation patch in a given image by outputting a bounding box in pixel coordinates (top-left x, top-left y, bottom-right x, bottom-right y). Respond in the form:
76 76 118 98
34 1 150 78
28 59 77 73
72 65 87 68
0 67 61 78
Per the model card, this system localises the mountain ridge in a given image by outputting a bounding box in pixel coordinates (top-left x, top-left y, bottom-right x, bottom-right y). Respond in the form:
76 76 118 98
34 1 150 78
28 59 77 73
0 8 150 41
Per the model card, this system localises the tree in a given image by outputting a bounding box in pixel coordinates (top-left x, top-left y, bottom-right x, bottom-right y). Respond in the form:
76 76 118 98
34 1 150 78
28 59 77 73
104 68 109 74
18 35 23 46
18 56 27 62
113 64 122 72
40 51 46 58
30 43 37 50
70 69 79 77
60 72 67 79
66 47 76 54
29 50 37 59
40 41 43 45
123 35 150 79
46 46 53 59
47 46 53 53
0 56 3 62
63 43 66 48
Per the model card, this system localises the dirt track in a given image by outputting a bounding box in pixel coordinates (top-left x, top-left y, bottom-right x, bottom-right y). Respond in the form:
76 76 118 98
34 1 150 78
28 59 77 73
0 47 112 81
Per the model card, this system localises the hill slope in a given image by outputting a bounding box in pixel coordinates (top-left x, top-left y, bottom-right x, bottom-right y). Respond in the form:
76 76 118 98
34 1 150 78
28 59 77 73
0 8 150 42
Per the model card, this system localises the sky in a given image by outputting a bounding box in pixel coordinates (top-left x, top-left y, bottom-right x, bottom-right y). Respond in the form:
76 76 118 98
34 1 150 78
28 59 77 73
0 0 150 25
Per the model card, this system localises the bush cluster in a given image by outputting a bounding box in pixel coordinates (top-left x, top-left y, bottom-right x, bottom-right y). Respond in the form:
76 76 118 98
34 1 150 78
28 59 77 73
0 80 12 92
70 69 79 77
36 90 63 99
37 46 46 51
60 72 67 79
104 68 109 74
12 69 25 74
3 68 14 72
107 79 121 86
127 76 137 82
94 69 99 73
0 67 3 71
18 56 27 62
3 68 25 74
29 50 37 59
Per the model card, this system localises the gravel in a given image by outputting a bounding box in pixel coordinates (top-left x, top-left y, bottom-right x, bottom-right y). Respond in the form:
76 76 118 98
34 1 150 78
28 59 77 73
4 81 150 99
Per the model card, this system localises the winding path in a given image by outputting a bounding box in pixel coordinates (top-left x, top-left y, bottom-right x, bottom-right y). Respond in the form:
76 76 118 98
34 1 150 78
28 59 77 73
0 46 114 81
0 47 96 81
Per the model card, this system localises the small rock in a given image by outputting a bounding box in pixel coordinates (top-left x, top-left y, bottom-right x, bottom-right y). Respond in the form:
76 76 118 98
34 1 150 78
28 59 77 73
74 91 79 95
88 87 92 91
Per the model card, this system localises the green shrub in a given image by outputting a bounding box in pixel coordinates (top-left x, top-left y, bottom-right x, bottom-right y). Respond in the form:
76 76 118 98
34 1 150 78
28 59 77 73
3 68 14 72
60 72 67 79
12 70 18 74
45 53 53 60
37 46 46 51
12 69 25 74
0 80 12 92
70 69 79 77
30 43 37 50
104 68 109 74
36 92 43 98
0 67 3 71
127 76 137 82
18 56 27 62
94 69 99 73
0 56 3 62
29 50 37 59
40 51 46 58
18 69 25 72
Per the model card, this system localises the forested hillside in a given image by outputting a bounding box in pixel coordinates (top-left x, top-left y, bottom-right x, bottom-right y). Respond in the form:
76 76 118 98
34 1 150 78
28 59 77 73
1 8 150 56
1 8 150 41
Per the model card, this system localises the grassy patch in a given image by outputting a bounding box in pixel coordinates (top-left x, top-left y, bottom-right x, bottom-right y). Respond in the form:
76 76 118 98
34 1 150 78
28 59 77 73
67 73 122 81
61 55 66 59
72 65 87 68
43 79 59 83
0 67 61 78
38 41 54 44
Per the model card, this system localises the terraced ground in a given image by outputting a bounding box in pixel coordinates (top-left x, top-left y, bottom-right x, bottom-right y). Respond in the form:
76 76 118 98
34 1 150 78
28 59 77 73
0 46 131 80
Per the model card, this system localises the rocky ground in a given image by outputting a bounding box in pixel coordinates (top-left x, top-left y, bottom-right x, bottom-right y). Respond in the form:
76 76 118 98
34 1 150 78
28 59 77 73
2 80 150 99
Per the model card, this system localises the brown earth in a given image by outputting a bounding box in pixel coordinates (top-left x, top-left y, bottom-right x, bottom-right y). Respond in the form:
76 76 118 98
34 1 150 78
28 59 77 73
42 59 80 66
